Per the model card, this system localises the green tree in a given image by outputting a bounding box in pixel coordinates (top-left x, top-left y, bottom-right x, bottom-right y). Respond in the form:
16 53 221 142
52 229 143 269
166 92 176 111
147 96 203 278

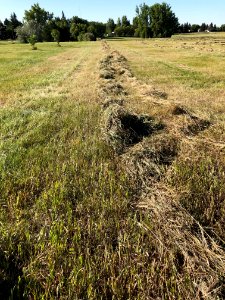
114 26 124 37
183 22 191 33
70 16 88 41
28 34 37 50
78 32 95 41
114 15 134 37
24 3 53 25
55 11 70 42
0 20 6 39
121 16 130 27
149 2 179 38
16 20 43 43
88 22 105 39
70 23 87 41
4 13 22 39
191 24 200 32
135 3 151 38
106 18 115 36
51 29 60 45
24 3 53 41
117 17 121 27
3 19 10 39
200 23 207 32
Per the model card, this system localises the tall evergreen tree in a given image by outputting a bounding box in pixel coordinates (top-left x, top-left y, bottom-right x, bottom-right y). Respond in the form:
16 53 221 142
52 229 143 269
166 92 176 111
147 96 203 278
0 20 6 39
5 13 22 39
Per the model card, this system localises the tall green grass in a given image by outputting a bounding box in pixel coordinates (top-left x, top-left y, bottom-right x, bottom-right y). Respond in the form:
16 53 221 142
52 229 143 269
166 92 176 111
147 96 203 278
0 42 196 299
170 142 225 243
0 95 192 299
1 39 224 299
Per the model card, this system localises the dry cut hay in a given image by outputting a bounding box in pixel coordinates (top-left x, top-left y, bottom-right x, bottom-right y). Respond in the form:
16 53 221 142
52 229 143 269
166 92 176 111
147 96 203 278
99 46 225 299
102 104 165 154
172 105 211 136
101 98 124 109
138 184 225 300
143 88 168 99
99 69 115 79
101 82 127 97
121 134 178 191
99 55 116 79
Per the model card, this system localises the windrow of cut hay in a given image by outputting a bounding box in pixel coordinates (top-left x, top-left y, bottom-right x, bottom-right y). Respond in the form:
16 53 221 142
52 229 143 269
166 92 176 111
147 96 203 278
99 42 225 299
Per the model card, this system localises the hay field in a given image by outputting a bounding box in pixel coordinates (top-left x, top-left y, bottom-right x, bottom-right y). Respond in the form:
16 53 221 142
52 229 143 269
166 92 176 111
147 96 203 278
0 36 224 299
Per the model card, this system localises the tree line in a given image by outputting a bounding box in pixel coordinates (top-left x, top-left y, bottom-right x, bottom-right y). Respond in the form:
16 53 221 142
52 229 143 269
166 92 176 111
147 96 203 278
0 2 225 43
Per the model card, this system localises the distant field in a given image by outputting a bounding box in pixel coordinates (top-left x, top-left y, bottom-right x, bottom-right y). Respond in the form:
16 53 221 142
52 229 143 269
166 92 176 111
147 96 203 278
0 37 224 299
173 31 225 39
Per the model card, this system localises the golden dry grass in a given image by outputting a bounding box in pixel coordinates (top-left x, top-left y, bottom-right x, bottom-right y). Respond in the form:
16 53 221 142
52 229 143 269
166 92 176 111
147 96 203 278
99 38 225 299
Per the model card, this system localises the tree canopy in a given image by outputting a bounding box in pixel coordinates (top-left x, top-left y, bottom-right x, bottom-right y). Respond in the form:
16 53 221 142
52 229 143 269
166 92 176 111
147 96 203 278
150 3 179 37
134 2 179 38
0 2 224 42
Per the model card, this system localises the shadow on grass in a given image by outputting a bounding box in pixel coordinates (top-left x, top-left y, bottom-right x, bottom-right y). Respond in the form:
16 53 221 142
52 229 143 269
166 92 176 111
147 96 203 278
0 250 25 300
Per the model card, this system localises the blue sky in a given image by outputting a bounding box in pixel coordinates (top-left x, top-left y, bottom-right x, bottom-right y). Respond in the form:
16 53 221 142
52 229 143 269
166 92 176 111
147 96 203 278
0 0 225 26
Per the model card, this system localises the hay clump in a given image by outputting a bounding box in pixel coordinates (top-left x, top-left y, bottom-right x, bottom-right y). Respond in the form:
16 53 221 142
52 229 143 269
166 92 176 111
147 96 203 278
101 82 126 96
172 105 195 117
102 104 165 153
99 55 113 67
144 89 168 99
99 69 115 79
183 119 211 135
138 184 225 300
112 51 127 63
172 105 211 135
101 98 124 109
99 55 116 79
121 134 178 189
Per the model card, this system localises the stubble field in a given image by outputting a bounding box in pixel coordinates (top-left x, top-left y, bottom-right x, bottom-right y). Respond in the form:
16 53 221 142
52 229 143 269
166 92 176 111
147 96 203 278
0 34 225 299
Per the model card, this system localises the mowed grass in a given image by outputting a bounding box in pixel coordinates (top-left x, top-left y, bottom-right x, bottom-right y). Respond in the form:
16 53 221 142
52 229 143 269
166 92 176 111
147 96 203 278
0 41 196 299
109 36 225 243
0 37 225 299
